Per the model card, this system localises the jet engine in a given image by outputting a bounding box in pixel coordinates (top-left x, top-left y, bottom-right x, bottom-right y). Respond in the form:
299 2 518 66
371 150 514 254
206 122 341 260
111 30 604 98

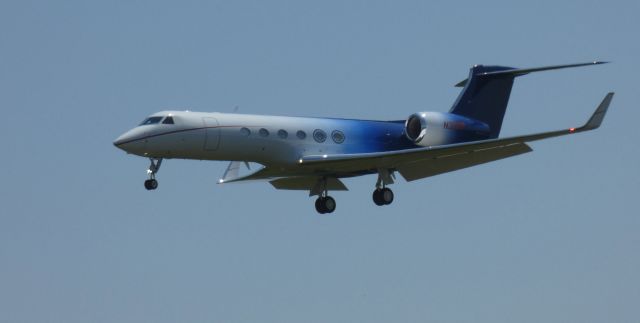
404 112 490 147
404 113 428 143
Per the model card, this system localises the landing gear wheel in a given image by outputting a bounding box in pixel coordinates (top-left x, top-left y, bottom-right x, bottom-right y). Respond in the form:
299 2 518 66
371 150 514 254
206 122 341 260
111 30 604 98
315 197 326 214
315 196 336 214
372 188 393 206
373 189 385 206
144 179 158 190
323 196 336 213
380 187 393 205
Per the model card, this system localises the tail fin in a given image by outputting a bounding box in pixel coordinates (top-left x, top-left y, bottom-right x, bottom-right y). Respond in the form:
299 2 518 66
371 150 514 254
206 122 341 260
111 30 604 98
449 61 607 138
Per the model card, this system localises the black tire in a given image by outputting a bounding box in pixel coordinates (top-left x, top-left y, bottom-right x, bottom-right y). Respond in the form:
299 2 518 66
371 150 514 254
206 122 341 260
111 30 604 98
144 179 158 190
323 196 336 213
381 188 394 205
372 189 385 206
315 197 326 214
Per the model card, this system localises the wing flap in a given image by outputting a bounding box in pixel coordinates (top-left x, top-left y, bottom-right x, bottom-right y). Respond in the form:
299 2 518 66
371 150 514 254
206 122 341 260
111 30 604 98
398 143 532 181
270 177 348 192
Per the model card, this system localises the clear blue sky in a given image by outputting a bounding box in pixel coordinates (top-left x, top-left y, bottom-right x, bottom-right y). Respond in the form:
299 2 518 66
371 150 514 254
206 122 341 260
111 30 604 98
1 1 638 322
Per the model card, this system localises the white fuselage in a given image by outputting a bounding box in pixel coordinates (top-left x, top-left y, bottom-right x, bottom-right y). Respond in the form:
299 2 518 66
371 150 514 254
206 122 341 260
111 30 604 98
113 111 419 166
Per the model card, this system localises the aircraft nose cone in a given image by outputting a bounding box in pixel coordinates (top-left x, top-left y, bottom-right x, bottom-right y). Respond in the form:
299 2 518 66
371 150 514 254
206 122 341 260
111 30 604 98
113 132 132 148
113 135 126 147
113 128 147 155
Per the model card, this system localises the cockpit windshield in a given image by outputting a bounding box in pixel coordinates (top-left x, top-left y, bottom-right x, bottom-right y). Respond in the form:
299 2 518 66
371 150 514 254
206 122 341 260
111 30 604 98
139 116 163 125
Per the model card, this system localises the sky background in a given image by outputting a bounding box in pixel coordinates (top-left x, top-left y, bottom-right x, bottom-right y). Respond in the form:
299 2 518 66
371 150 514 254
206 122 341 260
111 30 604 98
1 1 639 322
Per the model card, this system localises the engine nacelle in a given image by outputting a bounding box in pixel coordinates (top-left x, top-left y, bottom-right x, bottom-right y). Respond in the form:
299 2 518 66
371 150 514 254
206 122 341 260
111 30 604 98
404 112 490 146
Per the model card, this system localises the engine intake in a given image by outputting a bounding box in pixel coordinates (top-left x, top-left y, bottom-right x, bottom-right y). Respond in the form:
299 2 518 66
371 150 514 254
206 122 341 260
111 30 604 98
405 113 428 143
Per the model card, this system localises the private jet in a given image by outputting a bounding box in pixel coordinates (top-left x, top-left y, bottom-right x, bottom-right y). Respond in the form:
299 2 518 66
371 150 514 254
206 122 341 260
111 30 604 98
114 62 613 214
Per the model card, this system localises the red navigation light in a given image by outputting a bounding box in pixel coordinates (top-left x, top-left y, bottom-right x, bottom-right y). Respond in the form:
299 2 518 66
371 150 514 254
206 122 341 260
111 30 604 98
569 127 576 133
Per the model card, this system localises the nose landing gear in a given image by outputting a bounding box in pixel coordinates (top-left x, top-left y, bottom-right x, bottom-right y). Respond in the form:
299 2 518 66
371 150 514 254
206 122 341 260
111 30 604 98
144 158 162 191
144 178 158 190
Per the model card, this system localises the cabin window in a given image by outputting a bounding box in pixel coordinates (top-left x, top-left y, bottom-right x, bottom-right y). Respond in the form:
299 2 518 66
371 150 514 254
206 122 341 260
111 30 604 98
259 128 270 137
277 129 288 139
313 129 327 143
162 116 175 124
296 130 307 140
240 127 251 136
331 130 345 144
139 116 163 125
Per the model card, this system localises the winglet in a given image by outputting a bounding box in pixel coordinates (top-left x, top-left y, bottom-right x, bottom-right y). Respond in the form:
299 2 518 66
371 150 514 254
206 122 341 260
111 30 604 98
578 92 614 132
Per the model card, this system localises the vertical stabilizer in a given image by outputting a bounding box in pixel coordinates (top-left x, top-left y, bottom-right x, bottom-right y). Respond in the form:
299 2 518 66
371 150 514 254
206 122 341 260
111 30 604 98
449 65 516 138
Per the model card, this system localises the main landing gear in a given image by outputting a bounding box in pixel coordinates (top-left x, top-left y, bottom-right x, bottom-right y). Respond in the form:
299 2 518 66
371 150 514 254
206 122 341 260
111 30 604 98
372 187 394 206
372 168 394 206
312 185 394 214
311 170 396 214
315 195 336 214
144 158 162 190
312 177 337 214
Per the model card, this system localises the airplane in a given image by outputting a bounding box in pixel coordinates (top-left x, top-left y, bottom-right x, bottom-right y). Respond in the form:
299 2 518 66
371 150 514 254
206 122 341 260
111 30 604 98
114 61 613 214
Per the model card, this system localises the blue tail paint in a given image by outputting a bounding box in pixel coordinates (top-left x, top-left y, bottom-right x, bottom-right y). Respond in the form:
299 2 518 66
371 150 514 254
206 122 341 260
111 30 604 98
449 65 516 139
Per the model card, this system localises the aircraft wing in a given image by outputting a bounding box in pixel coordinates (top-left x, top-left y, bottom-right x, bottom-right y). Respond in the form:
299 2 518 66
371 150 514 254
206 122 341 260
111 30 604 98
298 92 613 181
220 93 612 187
219 165 349 194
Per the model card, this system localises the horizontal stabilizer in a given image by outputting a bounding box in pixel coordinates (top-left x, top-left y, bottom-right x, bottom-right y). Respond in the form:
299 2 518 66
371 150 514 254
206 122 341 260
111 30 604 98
455 61 607 87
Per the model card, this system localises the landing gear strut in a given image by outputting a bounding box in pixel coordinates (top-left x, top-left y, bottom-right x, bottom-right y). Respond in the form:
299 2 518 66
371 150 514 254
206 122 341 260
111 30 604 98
144 158 162 190
373 169 394 206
